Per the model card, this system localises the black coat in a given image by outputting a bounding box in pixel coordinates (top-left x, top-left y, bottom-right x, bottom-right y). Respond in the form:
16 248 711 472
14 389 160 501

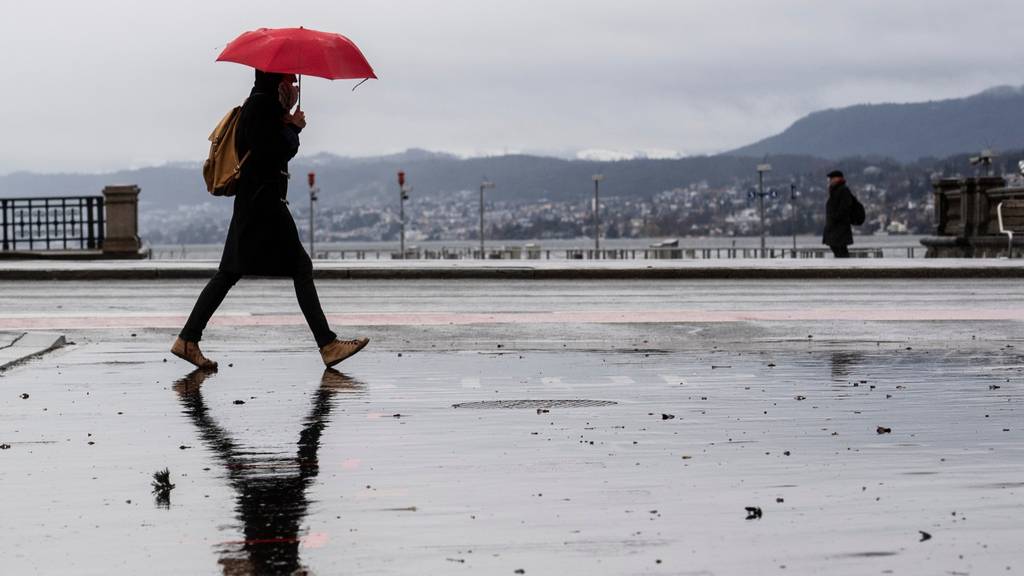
823 183 854 247
219 72 311 277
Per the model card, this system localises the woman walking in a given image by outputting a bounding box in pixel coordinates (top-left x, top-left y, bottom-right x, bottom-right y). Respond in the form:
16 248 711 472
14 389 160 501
172 70 368 370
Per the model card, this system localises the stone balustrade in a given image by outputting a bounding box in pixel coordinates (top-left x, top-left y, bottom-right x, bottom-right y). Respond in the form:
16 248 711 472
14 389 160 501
922 176 1024 257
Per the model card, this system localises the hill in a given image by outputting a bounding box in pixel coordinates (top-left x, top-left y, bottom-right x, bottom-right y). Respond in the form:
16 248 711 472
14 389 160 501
728 86 1024 162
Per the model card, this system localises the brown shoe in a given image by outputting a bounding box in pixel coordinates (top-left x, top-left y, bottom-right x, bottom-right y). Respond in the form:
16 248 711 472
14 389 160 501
171 337 218 370
320 337 369 367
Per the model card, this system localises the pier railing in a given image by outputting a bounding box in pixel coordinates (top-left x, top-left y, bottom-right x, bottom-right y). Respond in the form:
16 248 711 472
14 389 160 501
150 244 919 261
1 185 143 257
308 245 908 260
0 196 105 252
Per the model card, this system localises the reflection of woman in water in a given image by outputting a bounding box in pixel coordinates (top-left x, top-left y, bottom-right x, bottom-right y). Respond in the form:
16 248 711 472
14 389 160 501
173 368 363 574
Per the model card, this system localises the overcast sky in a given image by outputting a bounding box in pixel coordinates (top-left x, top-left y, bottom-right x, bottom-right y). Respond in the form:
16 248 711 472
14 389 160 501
2 0 1022 173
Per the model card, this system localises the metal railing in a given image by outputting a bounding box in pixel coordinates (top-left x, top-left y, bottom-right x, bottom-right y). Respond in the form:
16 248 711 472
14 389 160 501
0 196 105 251
301 246 913 260
149 244 922 261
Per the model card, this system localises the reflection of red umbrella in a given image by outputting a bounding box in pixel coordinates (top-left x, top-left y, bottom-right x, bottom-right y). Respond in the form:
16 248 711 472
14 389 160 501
217 27 376 101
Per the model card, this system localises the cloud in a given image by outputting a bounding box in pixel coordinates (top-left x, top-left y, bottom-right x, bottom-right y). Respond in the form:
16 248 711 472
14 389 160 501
1 0 1022 173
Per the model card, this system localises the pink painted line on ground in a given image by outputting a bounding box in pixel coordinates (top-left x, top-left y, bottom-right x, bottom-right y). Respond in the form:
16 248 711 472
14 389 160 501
0 308 1021 331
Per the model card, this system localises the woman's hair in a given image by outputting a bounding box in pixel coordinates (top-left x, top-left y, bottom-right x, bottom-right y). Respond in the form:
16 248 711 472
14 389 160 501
254 69 284 94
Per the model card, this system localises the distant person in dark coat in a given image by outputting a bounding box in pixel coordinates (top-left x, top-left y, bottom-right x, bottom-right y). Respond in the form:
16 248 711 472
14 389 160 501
823 170 854 258
172 70 368 370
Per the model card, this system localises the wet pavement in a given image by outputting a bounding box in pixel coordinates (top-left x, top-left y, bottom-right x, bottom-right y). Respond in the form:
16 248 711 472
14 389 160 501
0 332 66 371
1 279 1023 575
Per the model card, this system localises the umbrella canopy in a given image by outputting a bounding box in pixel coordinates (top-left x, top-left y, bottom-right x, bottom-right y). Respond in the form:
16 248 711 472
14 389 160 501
217 27 376 81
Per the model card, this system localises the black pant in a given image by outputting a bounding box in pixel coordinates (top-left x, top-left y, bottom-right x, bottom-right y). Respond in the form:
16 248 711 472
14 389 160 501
179 270 337 348
830 245 850 258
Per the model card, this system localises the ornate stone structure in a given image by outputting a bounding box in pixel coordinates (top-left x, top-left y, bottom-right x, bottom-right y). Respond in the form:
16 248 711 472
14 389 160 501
921 177 1024 257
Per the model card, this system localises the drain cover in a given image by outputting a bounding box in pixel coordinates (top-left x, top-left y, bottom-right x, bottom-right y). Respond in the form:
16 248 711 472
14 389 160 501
452 399 617 409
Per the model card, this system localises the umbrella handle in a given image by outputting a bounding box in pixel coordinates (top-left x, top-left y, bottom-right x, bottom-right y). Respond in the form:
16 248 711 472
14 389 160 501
297 74 302 111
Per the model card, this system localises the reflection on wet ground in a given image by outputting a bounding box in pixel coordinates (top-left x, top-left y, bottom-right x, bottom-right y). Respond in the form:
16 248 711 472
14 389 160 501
1 341 1022 575
173 369 363 575
829 351 864 381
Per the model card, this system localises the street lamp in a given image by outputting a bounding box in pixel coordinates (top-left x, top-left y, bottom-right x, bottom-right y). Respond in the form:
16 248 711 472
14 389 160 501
756 162 772 257
397 171 410 259
592 174 605 255
479 178 495 258
789 183 798 255
307 172 318 258
969 148 997 177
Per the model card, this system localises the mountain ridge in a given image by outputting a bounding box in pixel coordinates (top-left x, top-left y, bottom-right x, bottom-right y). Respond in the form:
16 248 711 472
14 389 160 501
727 85 1024 161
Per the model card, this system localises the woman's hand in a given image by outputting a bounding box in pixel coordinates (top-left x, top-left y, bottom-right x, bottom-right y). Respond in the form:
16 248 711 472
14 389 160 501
286 109 307 130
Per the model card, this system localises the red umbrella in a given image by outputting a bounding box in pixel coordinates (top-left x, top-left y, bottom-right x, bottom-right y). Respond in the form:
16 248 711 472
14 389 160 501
217 27 376 103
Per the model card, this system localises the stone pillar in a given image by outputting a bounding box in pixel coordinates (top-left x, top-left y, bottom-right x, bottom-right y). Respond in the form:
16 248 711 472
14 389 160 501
931 178 962 236
102 185 141 255
961 178 978 239
975 176 1007 235
923 178 969 257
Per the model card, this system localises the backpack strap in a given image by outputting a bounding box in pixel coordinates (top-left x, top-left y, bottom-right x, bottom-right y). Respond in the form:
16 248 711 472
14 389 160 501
232 150 251 179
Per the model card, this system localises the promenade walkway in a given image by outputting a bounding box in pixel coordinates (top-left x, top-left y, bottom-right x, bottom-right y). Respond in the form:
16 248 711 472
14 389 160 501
1 258 1024 279
1 277 1020 574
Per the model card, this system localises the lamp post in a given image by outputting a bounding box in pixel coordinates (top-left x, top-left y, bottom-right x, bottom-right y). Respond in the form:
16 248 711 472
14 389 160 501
307 172 318 258
790 183 798 255
969 149 997 177
397 171 410 259
756 163 772 257
592 174 604 256
479 178 495 258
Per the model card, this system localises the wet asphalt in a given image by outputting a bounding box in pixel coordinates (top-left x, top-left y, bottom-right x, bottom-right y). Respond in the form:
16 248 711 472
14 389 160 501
1 279 1022 575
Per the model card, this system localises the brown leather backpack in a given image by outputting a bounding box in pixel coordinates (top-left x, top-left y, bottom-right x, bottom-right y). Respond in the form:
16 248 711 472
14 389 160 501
202 105 251 197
